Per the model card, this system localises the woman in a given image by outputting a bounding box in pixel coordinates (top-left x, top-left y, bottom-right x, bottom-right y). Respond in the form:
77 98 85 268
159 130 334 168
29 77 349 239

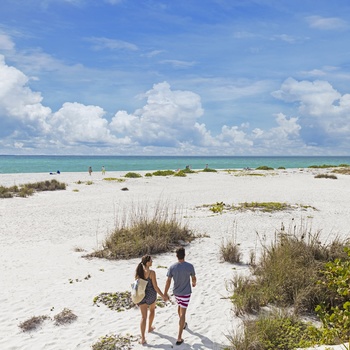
135 255 165 345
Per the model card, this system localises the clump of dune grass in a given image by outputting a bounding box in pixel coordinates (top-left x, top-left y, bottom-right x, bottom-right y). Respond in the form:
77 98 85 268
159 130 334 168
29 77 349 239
0 180 66 198
174 170 187 177
227 224 350 349
53 308 77 325
221 238 242 263
92 333 137 350
145 172 153 177
309 164 338 168
202 167 217 172
314 174 338 179
103 177 125 182
256 165 274 170
93 291 136 311
87 201 195 259
152 170 175 176
124 172 142 178
230 225 349 316
226 311 318 350
18 315 50 332
332 168 350 175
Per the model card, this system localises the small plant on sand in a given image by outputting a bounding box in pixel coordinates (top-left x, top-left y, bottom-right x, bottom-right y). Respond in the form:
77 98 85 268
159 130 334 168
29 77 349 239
103 177 125 182
87 201 195 259
124 172 142 178
93 292 135 311
226 311 318 350
18 315 50 332
174 170 187 177
202 167 217 172
152 170 175 176
238 202 289 212
220 238 241 263
145 172 153 177
0 180 66 198
210 201 225 214
315 174 338 179
91 333 137 350
86 180 94 185
256 165 274 170
332 168 350 175
53 308 77 325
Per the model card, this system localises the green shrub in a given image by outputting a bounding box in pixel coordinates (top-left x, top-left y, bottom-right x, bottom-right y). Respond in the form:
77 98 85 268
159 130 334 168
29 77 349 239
309 164 337 168
227 312 318 350
124 172 142 178
91 334 137 350
152 170 175 176
145 172 153 177
314 174 338 179
202 167 217 172
256 165 274 170
210 201 225 214
174 170 187 177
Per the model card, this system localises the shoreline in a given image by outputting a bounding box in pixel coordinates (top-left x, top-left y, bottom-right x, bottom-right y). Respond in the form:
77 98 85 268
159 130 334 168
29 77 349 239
1 170 349 349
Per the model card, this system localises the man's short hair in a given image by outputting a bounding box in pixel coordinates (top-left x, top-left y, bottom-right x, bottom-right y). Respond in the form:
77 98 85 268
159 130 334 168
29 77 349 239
176 247 185 260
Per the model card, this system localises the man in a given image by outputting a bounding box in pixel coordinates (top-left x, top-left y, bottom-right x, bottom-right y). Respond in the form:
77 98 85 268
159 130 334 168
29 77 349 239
164 247 196 346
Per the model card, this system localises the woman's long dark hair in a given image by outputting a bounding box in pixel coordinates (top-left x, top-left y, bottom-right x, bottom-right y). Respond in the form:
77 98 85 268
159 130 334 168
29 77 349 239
135 255 151 279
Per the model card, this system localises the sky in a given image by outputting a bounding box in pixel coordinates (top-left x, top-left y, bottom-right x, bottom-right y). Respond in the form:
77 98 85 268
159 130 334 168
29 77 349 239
0 0 350 156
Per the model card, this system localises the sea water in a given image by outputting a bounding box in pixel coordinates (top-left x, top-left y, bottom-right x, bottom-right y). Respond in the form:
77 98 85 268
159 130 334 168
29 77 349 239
0 155 350 174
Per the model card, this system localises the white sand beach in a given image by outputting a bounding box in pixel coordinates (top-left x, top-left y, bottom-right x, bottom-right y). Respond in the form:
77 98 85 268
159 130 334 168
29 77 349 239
0 169 349 350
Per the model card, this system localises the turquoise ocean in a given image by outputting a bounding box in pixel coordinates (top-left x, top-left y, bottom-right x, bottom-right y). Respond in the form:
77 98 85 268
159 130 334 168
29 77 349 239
1 155 350 174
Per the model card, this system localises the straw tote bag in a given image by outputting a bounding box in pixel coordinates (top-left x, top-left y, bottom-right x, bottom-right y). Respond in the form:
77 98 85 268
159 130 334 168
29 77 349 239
131 278 148 304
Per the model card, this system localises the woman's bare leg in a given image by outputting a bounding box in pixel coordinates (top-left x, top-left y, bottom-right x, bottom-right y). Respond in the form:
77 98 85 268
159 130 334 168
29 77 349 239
148 302 156 332
139 304 148 344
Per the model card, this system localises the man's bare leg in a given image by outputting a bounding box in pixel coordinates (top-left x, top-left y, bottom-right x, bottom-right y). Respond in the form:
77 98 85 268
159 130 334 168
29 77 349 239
177 306 187 342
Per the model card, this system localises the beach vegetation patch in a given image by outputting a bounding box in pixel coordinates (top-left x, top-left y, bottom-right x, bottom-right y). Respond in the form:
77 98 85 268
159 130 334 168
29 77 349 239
226 311 317 350
145 172 152 177
256 165 274 170
332 168 350 175
92 333 137 350
0 180 66 198
174 170 187 177
18 315 50 332
202 167 217 172
314 174 338 179
124 172 142 178
309 164 339 168
210 201 226 214
103 177 125 182
152 170 175 176
93 292 135 311
278 166 286 169
220 237 242 263
228 224 350 348
53 308 77 325
87 202 194 259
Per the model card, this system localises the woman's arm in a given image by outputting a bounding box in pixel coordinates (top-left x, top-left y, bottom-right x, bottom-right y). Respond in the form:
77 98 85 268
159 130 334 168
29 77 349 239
150 270 165 299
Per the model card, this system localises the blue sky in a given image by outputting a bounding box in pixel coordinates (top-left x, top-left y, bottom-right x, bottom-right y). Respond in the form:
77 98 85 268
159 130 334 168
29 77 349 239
0 0 350 155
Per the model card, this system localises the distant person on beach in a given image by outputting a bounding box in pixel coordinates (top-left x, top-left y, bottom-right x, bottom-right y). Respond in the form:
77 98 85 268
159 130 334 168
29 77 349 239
135 255 166 345
88 166 92 176
164 247 196 346
101 166 105 175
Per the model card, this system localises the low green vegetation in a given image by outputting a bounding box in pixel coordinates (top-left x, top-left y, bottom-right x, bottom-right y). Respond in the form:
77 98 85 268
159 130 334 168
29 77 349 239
152 170 175 176
227 227 350 349
0 179 66 198
314 174 338 179
103 177 125 182
256 165 274 170
87 202 195 259
220 237 242 263
207 201 314 214
93 292 135 311
202 167 217 172
91 334 137 350
124 172 142 178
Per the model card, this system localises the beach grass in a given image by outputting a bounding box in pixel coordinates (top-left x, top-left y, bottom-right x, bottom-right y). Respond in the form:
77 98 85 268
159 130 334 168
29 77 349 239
227 225 350 349
87 202 195 259
314 174 338 179
0 179 66 198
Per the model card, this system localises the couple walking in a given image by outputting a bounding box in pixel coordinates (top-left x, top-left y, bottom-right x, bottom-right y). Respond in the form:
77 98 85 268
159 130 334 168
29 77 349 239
135 247 196 346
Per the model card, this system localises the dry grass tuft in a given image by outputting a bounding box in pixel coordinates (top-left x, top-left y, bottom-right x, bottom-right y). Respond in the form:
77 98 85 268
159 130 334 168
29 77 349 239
18 315 50 332
53 308 77 325
87 201 195 260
